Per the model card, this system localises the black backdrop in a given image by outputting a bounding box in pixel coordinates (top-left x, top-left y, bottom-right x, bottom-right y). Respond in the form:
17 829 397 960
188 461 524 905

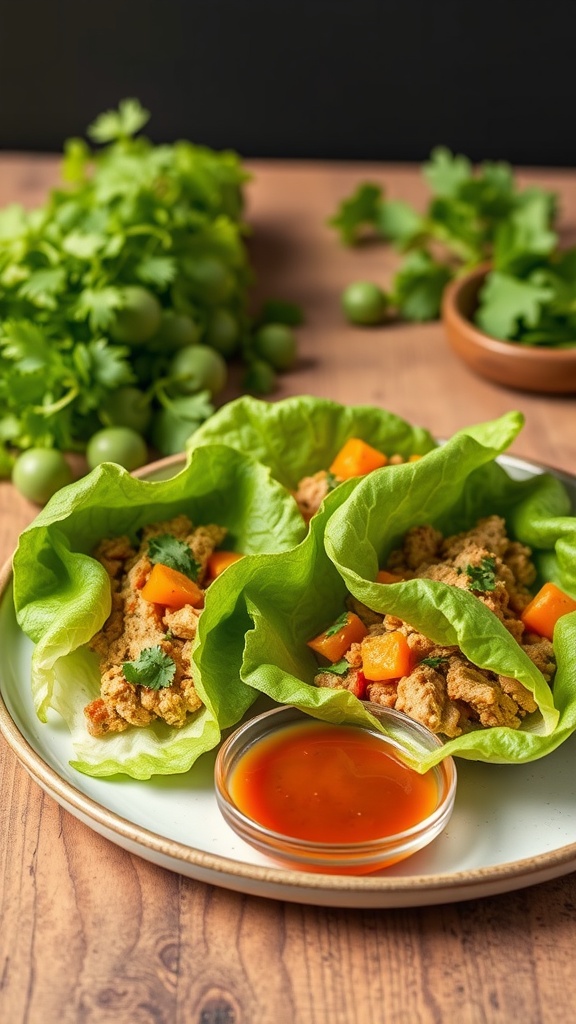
0 0 574 165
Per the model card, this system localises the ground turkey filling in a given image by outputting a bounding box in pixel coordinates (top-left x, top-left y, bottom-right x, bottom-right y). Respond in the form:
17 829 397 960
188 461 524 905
85 515 226 737
292 453 414 522
315 515 556 737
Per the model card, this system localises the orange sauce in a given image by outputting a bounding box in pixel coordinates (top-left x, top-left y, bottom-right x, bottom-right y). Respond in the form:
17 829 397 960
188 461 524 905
229 720 438 844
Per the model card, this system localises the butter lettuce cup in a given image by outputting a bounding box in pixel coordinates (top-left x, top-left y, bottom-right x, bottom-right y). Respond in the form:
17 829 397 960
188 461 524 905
12 444 307 779
187 394 437 518
322 414 576 770
238 410 576 771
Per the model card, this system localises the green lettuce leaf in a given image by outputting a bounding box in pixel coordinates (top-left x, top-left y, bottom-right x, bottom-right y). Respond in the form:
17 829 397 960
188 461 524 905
187 394 437 490
12 443 306 778
233 410 576 769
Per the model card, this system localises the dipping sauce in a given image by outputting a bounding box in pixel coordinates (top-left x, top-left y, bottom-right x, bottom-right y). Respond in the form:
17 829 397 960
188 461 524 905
228 719 439 844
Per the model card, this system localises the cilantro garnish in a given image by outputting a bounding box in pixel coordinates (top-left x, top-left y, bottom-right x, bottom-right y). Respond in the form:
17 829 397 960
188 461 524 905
322 658 350 676
330 146 565 334
328 183 383 246
325 612 350 637
148 534 200 581
421 655 449 669
0 98 255 463
123 646 176 690
325 470 340 492
466 557 498 593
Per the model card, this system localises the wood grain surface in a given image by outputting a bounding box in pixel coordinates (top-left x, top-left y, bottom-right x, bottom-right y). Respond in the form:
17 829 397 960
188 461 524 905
1 155 575 1024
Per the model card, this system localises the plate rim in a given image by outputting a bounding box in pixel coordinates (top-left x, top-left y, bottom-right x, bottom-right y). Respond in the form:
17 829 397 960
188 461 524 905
2 449 576 906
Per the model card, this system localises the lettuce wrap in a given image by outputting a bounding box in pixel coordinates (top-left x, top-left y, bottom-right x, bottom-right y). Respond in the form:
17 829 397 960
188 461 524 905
234 410 576 769
187 394 437 491
12 443 307 778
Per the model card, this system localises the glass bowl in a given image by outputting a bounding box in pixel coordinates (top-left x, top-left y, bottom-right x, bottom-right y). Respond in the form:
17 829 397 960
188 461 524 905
214 703 457 875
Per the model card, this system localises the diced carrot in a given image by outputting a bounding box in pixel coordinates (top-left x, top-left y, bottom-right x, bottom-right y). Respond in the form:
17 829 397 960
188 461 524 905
329 437 388 480
520 581 576 640
141 562 204 610
360 631 412 681
207 550 244 579
307 611 368 663
376 569 405 584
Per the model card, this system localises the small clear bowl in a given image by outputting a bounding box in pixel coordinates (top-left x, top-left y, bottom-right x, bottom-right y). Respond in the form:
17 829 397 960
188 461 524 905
214 703 457 875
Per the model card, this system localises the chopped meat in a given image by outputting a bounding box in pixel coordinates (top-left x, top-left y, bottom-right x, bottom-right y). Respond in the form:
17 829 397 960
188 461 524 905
293 452 416 522
522 634 556 683
365 681 398 708
345 595 383 627
314 514 556 738
396 663 464 737
445 656 522 729
388 524 443 573
85 515 225 738
292 470 334 521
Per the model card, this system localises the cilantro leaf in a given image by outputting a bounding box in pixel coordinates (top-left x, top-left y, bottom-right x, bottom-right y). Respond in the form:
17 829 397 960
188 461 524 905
18 267 68 310
423 147 472 197
123 645 176 690
73 288 124 331
322 658 350 676
0 320 55 373
88 98 150 144
325 611 350 637
328 183 383 245
376 199 424 248
148 533 201 581
420 655 449 669
135 254 177 289
392 250 454 321
73 339 134 391
476 271 554 340
61 138 90 185
466 556 498 592
493 191 558 275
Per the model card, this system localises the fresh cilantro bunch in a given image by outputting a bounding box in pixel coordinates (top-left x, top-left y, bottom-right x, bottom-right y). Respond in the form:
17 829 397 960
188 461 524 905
0 99 301 496
330 147 561 330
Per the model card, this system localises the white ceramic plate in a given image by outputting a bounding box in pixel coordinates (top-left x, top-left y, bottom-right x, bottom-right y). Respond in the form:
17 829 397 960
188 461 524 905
1 453 576 909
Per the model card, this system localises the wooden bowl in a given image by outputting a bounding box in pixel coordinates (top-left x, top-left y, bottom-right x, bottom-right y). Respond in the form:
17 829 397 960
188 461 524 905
441 264 576 394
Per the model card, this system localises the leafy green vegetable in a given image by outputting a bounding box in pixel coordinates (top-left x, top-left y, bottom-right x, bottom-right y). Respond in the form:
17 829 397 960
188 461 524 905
188 394 437 490
148 533 200 580
330 146 561 329
123 646 176 689
466 556 498 592
232 410 576 770
391 250 453 322
420 655 449 669
324 611 349 637
0 99 302 478
475 272 554 341
12 442 306 778
321 658 350 676
328 183 383 245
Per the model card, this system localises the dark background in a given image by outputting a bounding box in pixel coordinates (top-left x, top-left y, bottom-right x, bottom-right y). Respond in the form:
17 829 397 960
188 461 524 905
0 0 574 165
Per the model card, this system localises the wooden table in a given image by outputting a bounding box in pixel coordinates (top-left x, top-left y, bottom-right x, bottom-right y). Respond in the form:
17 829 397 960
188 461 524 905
1 156 575 1024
